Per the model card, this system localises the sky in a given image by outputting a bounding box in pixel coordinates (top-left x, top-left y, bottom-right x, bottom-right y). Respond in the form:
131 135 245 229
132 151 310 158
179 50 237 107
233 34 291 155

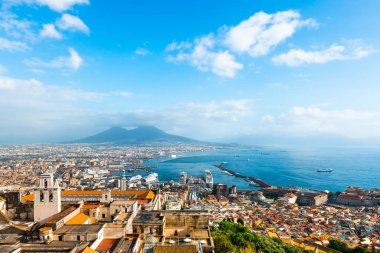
0 0 380 144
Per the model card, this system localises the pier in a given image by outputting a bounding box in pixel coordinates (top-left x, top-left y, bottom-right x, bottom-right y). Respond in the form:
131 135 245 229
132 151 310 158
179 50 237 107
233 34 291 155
214 163 271 188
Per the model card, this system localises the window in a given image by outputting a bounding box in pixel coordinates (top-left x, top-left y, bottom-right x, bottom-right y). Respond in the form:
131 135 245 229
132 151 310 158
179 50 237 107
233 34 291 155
49 191 53 202
58 235 62 241
40 191 44 202
44 180 48 188
77 235 80 241
102 213 106 218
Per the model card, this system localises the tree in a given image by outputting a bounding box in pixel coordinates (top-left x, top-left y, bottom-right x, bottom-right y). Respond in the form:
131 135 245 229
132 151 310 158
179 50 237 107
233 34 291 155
329 239 348 252
214 233 235 253
237 218 244 225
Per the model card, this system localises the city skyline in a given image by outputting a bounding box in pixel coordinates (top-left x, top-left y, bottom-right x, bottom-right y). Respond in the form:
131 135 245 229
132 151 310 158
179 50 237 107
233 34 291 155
1 0 380 144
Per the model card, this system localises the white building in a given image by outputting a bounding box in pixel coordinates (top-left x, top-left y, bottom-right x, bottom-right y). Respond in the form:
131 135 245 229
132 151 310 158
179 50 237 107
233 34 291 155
33 173 61 222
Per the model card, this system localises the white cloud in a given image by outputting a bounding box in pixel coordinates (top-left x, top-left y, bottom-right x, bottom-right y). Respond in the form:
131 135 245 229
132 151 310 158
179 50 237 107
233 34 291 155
167 35 243 78
57 14 90 34
91 99 256 141
36 0 89 11
0 75 253 143
224 10 317 57
264 106 380 138
7 0 90 12
0 75 135 143
135 48 150 56
165 41 192 52
24 47 83 72
66 47 83 70
166 10 315 77
0 11 35 40
272 41 375 66
40 23 62 39
0 37 28 51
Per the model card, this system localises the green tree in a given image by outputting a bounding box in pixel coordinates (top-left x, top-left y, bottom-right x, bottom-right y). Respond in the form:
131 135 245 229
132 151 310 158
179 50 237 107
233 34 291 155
214 233 235 253
329 239 348 252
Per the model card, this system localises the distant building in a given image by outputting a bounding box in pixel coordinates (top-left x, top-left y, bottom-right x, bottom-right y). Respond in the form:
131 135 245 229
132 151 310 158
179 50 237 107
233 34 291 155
278 193 297 204
213 184 228 198
337 192 374 206
296 192 328 206
229 185 237 195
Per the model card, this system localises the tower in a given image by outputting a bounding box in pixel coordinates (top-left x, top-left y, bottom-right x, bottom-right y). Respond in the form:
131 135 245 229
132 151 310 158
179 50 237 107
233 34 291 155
34 173 61 222
120 175 127 191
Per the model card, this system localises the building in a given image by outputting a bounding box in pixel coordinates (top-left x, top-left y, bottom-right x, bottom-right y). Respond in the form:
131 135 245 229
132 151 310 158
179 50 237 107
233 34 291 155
213 184 228 198
337 192 380 206
33 173 61 222
296 192 328 206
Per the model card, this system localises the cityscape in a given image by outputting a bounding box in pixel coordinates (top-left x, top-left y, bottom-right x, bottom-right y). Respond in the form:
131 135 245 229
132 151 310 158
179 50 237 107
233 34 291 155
1 1 380 253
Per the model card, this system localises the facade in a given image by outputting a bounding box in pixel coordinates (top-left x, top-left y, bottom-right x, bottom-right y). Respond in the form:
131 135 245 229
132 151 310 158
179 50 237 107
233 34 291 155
33 173 61 222
337 192 380 206
296 192 328 206
213 184 229 198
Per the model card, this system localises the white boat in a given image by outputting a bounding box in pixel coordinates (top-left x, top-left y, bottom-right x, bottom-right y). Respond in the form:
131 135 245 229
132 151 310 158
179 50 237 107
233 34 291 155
144 173 158 183
129 175 142 182
204 170 213 184
317 168 333 173
249 181 259 187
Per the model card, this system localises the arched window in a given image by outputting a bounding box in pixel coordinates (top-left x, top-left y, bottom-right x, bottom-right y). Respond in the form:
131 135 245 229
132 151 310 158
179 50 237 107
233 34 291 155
44 180 48 189
40 191 44 202
49 190 53 202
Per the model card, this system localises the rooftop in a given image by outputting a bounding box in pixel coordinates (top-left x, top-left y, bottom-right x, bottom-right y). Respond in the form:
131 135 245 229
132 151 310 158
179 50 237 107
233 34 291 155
66 213 90 225
153 245 198 253
45 206 78 224
54 224 103 234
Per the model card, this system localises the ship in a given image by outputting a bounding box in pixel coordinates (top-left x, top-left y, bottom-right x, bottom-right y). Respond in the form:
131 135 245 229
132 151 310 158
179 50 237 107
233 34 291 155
129 175 142 182
144 173 158 183
179 172 187 185
249 181 259 187
204 170 213 184
317 168 333 173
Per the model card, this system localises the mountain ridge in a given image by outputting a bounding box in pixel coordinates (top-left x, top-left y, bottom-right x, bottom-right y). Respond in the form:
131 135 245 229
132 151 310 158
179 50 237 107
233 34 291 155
70 125 205 145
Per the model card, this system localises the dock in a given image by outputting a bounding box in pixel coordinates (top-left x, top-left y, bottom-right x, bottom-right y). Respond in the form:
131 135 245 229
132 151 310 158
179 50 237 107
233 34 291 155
214 163 271 188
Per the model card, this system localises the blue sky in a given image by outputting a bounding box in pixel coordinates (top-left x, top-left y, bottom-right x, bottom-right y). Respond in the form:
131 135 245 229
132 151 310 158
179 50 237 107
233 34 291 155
0 0 380 144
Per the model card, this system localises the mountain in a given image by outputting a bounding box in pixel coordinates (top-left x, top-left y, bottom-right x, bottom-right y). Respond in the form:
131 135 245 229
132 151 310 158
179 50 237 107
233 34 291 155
71 126 203 145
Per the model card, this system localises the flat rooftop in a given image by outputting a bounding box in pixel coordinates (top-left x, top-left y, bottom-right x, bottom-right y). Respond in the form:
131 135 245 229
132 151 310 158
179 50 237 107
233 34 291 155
133 212 164 224
54 224 103 234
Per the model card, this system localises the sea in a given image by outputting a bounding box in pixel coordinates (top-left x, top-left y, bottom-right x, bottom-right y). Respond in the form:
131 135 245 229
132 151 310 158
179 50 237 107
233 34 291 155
141 146 380 192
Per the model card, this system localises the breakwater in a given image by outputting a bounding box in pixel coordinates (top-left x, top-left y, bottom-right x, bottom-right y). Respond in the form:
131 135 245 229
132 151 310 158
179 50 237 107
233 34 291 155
213 163 271 188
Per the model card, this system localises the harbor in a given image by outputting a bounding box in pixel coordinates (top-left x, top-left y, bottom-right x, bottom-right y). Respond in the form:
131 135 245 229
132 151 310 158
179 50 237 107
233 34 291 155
213 162 271 188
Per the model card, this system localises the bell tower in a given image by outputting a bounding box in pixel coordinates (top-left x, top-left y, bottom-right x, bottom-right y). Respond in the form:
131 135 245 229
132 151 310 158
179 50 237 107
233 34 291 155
33 173 61 222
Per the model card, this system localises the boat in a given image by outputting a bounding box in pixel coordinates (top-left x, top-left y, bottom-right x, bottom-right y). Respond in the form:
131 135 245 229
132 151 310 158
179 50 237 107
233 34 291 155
317 168 333 173
129 175 142 182
204 170 213 184
249 181 259 187
144 173 158 183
